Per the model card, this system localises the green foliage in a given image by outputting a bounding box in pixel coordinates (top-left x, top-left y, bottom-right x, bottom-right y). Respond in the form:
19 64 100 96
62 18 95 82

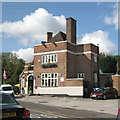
29 86 32 90
100 55 120 73
2 52 25 86
28 63 31 67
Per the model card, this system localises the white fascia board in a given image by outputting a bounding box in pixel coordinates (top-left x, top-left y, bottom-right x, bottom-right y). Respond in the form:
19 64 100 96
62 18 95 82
24 71 33 74
24 71 28 74
34 50 67 55
24 66 28 68
29 71 33 73
34 49 98 56
34 41 67 47
24 65 34 68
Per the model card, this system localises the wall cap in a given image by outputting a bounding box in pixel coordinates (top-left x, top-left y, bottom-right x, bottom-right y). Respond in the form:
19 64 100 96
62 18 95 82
112 74 120 77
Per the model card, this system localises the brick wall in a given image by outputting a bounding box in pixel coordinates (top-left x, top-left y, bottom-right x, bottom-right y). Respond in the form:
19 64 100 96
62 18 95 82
99 74 113 88
34 41 99 95
112 75 120 96
34 42 67 53
65 79 83 86
34 52 67 87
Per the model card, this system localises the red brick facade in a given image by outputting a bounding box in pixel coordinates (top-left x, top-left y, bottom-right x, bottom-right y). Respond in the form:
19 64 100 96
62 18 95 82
20 17 99 96
112 75 120 96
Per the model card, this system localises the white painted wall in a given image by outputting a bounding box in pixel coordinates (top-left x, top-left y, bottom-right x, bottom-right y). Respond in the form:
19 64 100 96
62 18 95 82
35 86 83 96
24 87 27 94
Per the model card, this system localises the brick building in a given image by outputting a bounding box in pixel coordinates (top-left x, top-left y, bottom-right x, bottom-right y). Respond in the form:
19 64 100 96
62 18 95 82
20 17 99 97
19 62 34 94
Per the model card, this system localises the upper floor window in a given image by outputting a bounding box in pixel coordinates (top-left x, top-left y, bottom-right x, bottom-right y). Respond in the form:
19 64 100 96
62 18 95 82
94 55 97 63
42 54 58 64
94 73 98 83
77 73 85 78
28 66 33 71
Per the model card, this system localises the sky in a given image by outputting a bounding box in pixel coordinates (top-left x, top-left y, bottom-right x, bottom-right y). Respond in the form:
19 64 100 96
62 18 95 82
1 2 119 62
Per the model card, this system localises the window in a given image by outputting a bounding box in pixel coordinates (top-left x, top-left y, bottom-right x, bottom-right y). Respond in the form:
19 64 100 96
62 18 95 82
94 73 97 83
41 73 58 87
28 66 33 70
77 73 85 78
42 54 58 64
94 55 97 63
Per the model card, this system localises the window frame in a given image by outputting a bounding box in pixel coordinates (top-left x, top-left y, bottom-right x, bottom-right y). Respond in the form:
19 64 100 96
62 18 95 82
41 73 58 87
77 73 85 78
93 73 98 83
42 54 58 64
94 55 97 63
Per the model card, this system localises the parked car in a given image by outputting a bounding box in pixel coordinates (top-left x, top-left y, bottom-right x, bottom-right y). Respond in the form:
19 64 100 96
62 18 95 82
90 87 118 100
0 92 30 119
0 84 14 97
117 107 120 120
13 87 21 95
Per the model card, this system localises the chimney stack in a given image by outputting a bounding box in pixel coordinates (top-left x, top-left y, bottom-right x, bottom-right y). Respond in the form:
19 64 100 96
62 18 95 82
66 17 76 44
47 32 53 42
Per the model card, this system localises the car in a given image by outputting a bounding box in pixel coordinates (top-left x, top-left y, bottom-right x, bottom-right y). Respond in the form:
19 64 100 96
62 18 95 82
0 84 14 97
13 87 21 95
117 107 120 120
90 87 118 100
0 92 30 119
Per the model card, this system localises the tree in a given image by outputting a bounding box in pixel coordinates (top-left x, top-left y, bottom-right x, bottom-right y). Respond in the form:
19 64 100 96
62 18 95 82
2 52 25 86
99 55 120 73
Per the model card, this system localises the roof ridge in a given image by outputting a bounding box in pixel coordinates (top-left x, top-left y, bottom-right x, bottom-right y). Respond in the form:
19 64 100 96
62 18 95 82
48 31 66 43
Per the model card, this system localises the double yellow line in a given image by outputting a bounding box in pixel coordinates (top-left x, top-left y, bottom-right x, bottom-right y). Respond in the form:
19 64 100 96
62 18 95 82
29 108 69 118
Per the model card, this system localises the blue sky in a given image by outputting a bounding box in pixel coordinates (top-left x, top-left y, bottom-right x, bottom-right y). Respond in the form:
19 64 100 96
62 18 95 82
1 2 118 62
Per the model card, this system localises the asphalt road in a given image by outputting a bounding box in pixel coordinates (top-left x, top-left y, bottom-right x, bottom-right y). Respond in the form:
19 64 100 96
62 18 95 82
18 100 117 119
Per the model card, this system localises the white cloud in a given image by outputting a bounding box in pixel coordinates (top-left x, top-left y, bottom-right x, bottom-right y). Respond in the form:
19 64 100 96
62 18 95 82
78 30 116 55
104 3 118 29
12 48 34 63
1 8 66 46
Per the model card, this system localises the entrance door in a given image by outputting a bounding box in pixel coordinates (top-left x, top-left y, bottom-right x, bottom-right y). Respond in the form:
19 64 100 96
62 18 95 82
28 75 34 94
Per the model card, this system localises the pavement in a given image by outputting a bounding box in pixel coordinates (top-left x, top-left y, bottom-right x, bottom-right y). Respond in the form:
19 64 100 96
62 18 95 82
15 94 120 115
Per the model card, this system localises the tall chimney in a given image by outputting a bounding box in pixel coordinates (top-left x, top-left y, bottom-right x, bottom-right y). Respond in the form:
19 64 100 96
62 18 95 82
47 32 53 42
66 17 76 44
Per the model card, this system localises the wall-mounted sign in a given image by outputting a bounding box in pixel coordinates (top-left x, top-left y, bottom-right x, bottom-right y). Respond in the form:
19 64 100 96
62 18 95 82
60 77 64 82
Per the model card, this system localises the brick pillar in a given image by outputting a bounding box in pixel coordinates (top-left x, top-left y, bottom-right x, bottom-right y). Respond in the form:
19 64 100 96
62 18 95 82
112 74 120 96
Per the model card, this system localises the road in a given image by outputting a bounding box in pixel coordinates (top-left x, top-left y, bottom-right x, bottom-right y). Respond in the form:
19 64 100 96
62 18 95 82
18 100 117 119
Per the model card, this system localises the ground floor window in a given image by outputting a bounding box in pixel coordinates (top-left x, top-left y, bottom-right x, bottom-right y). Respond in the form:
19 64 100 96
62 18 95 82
41 73 58 87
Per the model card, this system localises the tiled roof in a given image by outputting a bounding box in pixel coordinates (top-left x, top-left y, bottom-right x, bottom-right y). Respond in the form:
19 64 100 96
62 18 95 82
48 31 66 43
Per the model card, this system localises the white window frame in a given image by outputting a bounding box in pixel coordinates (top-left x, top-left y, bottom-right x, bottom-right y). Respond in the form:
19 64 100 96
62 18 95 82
21 79 24 89
41 73 58 87
42 54 58 64
77 73 85 78
94 73 98 83
94 55 97 63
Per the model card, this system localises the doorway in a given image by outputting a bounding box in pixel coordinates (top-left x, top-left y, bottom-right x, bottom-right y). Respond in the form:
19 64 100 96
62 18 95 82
28 75 34 94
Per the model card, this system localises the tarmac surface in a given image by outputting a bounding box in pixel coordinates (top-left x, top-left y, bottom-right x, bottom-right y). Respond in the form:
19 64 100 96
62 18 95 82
15 95 120 116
